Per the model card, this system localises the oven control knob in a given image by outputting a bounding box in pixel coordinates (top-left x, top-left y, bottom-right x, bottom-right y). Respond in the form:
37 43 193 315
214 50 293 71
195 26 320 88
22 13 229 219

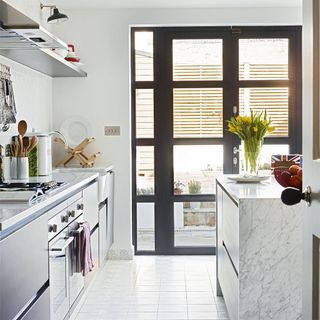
68 210 75 218
61 214 69 223
77 203 84 210
48 224 58 233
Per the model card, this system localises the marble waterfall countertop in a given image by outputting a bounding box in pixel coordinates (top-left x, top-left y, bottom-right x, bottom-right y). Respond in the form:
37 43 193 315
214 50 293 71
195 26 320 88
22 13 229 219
216 175 285 203
0 171 98 237
216 175 303 319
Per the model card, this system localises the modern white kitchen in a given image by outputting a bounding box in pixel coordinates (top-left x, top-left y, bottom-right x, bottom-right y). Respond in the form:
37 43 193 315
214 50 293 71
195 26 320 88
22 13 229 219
2 0 320 319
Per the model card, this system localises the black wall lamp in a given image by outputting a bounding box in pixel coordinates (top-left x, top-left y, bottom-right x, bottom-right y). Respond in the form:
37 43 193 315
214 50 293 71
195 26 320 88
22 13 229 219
40 3 69 24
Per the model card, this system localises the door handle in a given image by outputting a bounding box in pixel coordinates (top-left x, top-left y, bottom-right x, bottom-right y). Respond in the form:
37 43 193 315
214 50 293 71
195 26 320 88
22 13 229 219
281 186 311 206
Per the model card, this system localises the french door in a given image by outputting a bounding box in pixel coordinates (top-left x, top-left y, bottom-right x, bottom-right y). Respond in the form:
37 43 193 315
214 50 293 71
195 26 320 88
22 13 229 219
131 26 302 255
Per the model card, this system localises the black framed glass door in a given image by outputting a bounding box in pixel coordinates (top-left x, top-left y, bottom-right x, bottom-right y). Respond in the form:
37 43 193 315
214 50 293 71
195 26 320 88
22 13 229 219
131 26 301 255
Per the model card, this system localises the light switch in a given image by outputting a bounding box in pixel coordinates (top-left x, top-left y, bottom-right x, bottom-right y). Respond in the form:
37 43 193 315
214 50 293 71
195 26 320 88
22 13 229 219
104 126 120 136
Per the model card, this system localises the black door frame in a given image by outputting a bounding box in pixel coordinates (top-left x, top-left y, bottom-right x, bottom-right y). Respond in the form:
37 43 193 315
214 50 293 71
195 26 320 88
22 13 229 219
131 26 302 255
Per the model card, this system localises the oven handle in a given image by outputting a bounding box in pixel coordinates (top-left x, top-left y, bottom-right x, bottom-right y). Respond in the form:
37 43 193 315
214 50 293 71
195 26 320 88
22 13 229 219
70 224 84 274
50 236 74 252
70 226 83 235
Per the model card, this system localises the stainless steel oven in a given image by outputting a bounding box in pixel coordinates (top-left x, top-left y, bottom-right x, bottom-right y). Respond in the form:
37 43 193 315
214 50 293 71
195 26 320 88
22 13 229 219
48 206 85 320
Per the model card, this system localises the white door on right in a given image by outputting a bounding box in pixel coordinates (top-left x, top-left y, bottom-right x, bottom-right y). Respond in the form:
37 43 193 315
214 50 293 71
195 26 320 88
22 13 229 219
303 0 320 318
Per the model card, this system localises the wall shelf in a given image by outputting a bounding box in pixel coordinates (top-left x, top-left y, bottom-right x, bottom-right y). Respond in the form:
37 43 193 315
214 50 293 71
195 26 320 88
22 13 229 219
0 47 87 78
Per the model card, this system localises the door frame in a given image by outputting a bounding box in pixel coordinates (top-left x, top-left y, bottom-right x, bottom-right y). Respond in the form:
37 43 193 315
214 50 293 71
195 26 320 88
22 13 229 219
131 26 302 256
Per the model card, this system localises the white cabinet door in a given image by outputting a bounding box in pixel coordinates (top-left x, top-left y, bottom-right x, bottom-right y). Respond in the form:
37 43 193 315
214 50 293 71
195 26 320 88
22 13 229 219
83 182 99 229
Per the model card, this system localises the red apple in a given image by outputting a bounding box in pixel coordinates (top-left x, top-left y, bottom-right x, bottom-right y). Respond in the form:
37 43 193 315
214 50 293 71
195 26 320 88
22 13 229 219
289 164 300 175
289 175 302 189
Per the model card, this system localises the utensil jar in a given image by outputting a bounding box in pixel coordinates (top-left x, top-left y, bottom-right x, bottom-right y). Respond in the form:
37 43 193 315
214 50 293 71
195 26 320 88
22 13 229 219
10 157 29 179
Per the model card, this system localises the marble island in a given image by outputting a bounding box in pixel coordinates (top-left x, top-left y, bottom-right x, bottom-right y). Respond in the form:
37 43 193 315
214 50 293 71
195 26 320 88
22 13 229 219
216 175 303 320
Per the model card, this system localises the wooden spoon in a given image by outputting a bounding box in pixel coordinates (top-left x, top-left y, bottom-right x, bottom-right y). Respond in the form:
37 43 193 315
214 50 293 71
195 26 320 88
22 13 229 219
22 136 30 157
18 120 27 137
27 136 38 153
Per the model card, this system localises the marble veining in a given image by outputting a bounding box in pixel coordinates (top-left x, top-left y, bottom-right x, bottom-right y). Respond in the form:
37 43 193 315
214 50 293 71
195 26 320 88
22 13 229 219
217 176 303 320
239 199 302 319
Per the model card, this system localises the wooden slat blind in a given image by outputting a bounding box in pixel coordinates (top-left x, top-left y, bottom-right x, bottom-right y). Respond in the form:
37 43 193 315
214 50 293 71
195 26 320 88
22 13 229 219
137 146 154 176
239 64 288 80
239 87 289 137
173 88 223 138
136 89 154 138
173 64 222 81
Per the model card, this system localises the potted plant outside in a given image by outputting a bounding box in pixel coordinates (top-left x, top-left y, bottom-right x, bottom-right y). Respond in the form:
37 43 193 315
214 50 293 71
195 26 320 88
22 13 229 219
188 180 201 210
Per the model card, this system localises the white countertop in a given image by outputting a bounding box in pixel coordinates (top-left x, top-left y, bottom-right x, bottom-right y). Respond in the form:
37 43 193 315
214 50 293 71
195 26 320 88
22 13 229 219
0 171 98 235
216 175 284 203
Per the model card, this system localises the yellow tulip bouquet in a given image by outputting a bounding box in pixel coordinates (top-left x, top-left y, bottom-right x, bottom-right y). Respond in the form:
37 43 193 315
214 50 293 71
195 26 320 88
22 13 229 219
227 110 274 175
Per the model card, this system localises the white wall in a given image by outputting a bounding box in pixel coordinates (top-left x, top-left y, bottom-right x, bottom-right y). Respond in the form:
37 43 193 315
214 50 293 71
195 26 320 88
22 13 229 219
0 56 52 147
52 7 302 257
0 0 53 146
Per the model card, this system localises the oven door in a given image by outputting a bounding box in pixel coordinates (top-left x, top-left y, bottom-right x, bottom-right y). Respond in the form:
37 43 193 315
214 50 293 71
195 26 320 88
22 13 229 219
68 216 85 307
49 234 74 320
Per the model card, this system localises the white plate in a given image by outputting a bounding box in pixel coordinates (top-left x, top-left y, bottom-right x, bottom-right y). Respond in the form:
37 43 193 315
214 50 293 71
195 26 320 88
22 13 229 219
60 116 92 148
227 175 271 183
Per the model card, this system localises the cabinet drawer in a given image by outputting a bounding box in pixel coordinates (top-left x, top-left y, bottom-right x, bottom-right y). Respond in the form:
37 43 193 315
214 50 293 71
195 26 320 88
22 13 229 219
222 192 239 273
0 214 48 320
219 244 239 320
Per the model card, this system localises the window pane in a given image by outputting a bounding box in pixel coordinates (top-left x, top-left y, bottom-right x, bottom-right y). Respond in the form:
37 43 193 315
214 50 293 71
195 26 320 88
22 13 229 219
239 39 288 80
137 203 155 251
173 39 223 81
259 144 289 172
136 146 154 195
135 32 153 81
239 87 289 137
174 145 223 195
174 202 215 247
174 88 223 138
136 89 154 138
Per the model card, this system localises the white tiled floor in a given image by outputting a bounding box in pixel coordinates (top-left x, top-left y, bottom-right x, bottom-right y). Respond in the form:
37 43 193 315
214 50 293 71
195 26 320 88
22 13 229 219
71 256 229 320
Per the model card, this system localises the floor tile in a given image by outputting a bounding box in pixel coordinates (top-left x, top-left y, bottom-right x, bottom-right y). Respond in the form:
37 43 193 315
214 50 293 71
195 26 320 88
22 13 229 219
69 256 229 320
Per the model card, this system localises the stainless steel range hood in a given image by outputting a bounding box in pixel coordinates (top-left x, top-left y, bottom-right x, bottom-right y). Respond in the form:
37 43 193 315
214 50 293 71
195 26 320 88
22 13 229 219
0 1 67 50
0 0 86 77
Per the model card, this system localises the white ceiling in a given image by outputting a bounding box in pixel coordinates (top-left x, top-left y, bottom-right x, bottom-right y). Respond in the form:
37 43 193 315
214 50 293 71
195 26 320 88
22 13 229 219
53 0 302 9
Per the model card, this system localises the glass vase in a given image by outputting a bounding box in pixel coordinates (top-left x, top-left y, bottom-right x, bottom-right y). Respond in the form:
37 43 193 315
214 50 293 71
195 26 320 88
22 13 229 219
242 140 262 176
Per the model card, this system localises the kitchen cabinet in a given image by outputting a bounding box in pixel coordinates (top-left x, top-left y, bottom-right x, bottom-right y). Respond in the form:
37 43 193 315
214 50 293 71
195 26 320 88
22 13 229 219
83 182 99 228
0 213 49 320
99 171 114 265
216 176 303 320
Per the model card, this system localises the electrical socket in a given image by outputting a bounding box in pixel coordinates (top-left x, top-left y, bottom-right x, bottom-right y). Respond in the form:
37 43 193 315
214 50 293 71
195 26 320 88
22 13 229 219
104 126 120 136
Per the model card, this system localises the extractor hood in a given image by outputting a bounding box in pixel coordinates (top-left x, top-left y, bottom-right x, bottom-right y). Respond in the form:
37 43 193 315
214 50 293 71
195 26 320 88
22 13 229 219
0 0 86 77
0 0 67 50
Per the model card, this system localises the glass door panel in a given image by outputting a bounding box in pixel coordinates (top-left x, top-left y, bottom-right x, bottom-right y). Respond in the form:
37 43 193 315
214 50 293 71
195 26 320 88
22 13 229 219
239 87 289 137
173 88 223 138
137 203 155 251
173 39 223 81
136 146 154 195
173 145 223 195
174 201 216 247
135 32 154 81
136 89 154 138
239 38 289 80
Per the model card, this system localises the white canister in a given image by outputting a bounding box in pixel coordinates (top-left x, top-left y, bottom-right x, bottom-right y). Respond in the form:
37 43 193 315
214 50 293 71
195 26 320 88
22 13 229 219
37 133 52 176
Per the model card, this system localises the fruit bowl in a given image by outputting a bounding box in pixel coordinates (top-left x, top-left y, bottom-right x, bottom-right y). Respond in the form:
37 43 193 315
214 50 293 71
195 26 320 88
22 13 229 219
274 165 302 191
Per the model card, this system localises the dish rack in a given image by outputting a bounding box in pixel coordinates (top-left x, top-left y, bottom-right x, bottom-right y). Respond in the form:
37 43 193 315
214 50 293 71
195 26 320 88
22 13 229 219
54 137 101 168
